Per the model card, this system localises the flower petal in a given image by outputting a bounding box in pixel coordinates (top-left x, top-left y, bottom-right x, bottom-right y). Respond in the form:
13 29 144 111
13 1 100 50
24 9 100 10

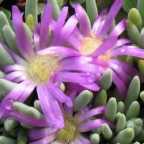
12 6 33 58
79 106 106 122
29 128 57 141
110 19 127 37
0 81 35 118
112 46 144 58
93 36 117 57
37 84 64 128
58 72 100 91
29 135 55 144
73 4 91 36
79 119 106 132
39 4 52 48
100 0 123 35
48 83 72 107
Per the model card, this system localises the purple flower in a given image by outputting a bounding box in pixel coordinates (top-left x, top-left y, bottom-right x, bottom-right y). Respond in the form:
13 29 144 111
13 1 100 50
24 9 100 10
66 0 144 94
0 4 99 128
29 106 106 144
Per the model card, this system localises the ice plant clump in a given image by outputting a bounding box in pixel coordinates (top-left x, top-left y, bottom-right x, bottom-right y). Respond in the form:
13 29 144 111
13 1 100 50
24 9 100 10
0 4 100 129
67 0 144 93
29 106 106 144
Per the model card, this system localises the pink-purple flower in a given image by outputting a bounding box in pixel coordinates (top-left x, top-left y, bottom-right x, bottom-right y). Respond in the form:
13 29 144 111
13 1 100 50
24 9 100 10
65 0 144 94
0 4 100 129
29 106 106 144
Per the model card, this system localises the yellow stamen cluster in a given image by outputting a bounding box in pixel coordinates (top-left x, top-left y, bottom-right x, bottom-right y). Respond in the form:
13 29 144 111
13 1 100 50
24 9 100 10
26 55 59 84
80 36 102 56
56 115 79 143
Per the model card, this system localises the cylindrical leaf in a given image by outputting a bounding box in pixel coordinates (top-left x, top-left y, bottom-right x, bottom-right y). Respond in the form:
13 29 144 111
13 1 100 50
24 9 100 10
125 76 140 107
100 69 112 90
105 97 117 121
140 90 144 102
128 8 142 28
127 21 141 45
4 119 18 132
116 113 126 132
86 0 98 24
2 25 18 53
25 0 38 26
95 89 107 106
117 101 125 113
126 101 140 119
115 128 135 144
101 124 113 140
13 102 42 119
74 90 93 111
0 45 14 67
90 133 100 144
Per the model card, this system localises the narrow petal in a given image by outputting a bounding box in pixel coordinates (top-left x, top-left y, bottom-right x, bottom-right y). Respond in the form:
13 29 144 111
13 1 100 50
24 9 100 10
110 19 127 37
93 36 117 57
110 59 137 75
112 71 127 94
112 46 144 58
73 4 91 36
29 128 57 141
12 6 33 58
39 4 52 48
79 106 106 122
61 15 78 38
51 7 68 45
58 72 100 91
109 61 129 84
10 111 47 127
48 83 72 107
114 38 130 48
92 16 105 35
100 0 123 35
5 71 27 82
2 80 34 103
29 135 55 144
37 46 79 59
4 65 25 72
0 81 35 117
72 136 91 144
37 84 64 128
79 119 106 132
62 56 101 75
57 7 68 28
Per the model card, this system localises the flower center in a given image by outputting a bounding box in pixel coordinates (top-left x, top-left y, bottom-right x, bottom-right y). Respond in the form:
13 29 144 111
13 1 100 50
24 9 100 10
98 50 112 61
56 115 79 143
80 36 102 56
26 55 59 84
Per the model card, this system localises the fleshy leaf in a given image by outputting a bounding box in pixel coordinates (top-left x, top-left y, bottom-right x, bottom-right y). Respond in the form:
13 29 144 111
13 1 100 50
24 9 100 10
115 128 135 144
105 97 117 121
25 0 38 27
74 90 93 111
95 89 107 106
100 69 112 90
86 0 98 24
13 102 43 119
128 8 142 29
126 101 140 119
125 76 140 107
116 112 126 132
101 124 113 140
90 133 100 144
